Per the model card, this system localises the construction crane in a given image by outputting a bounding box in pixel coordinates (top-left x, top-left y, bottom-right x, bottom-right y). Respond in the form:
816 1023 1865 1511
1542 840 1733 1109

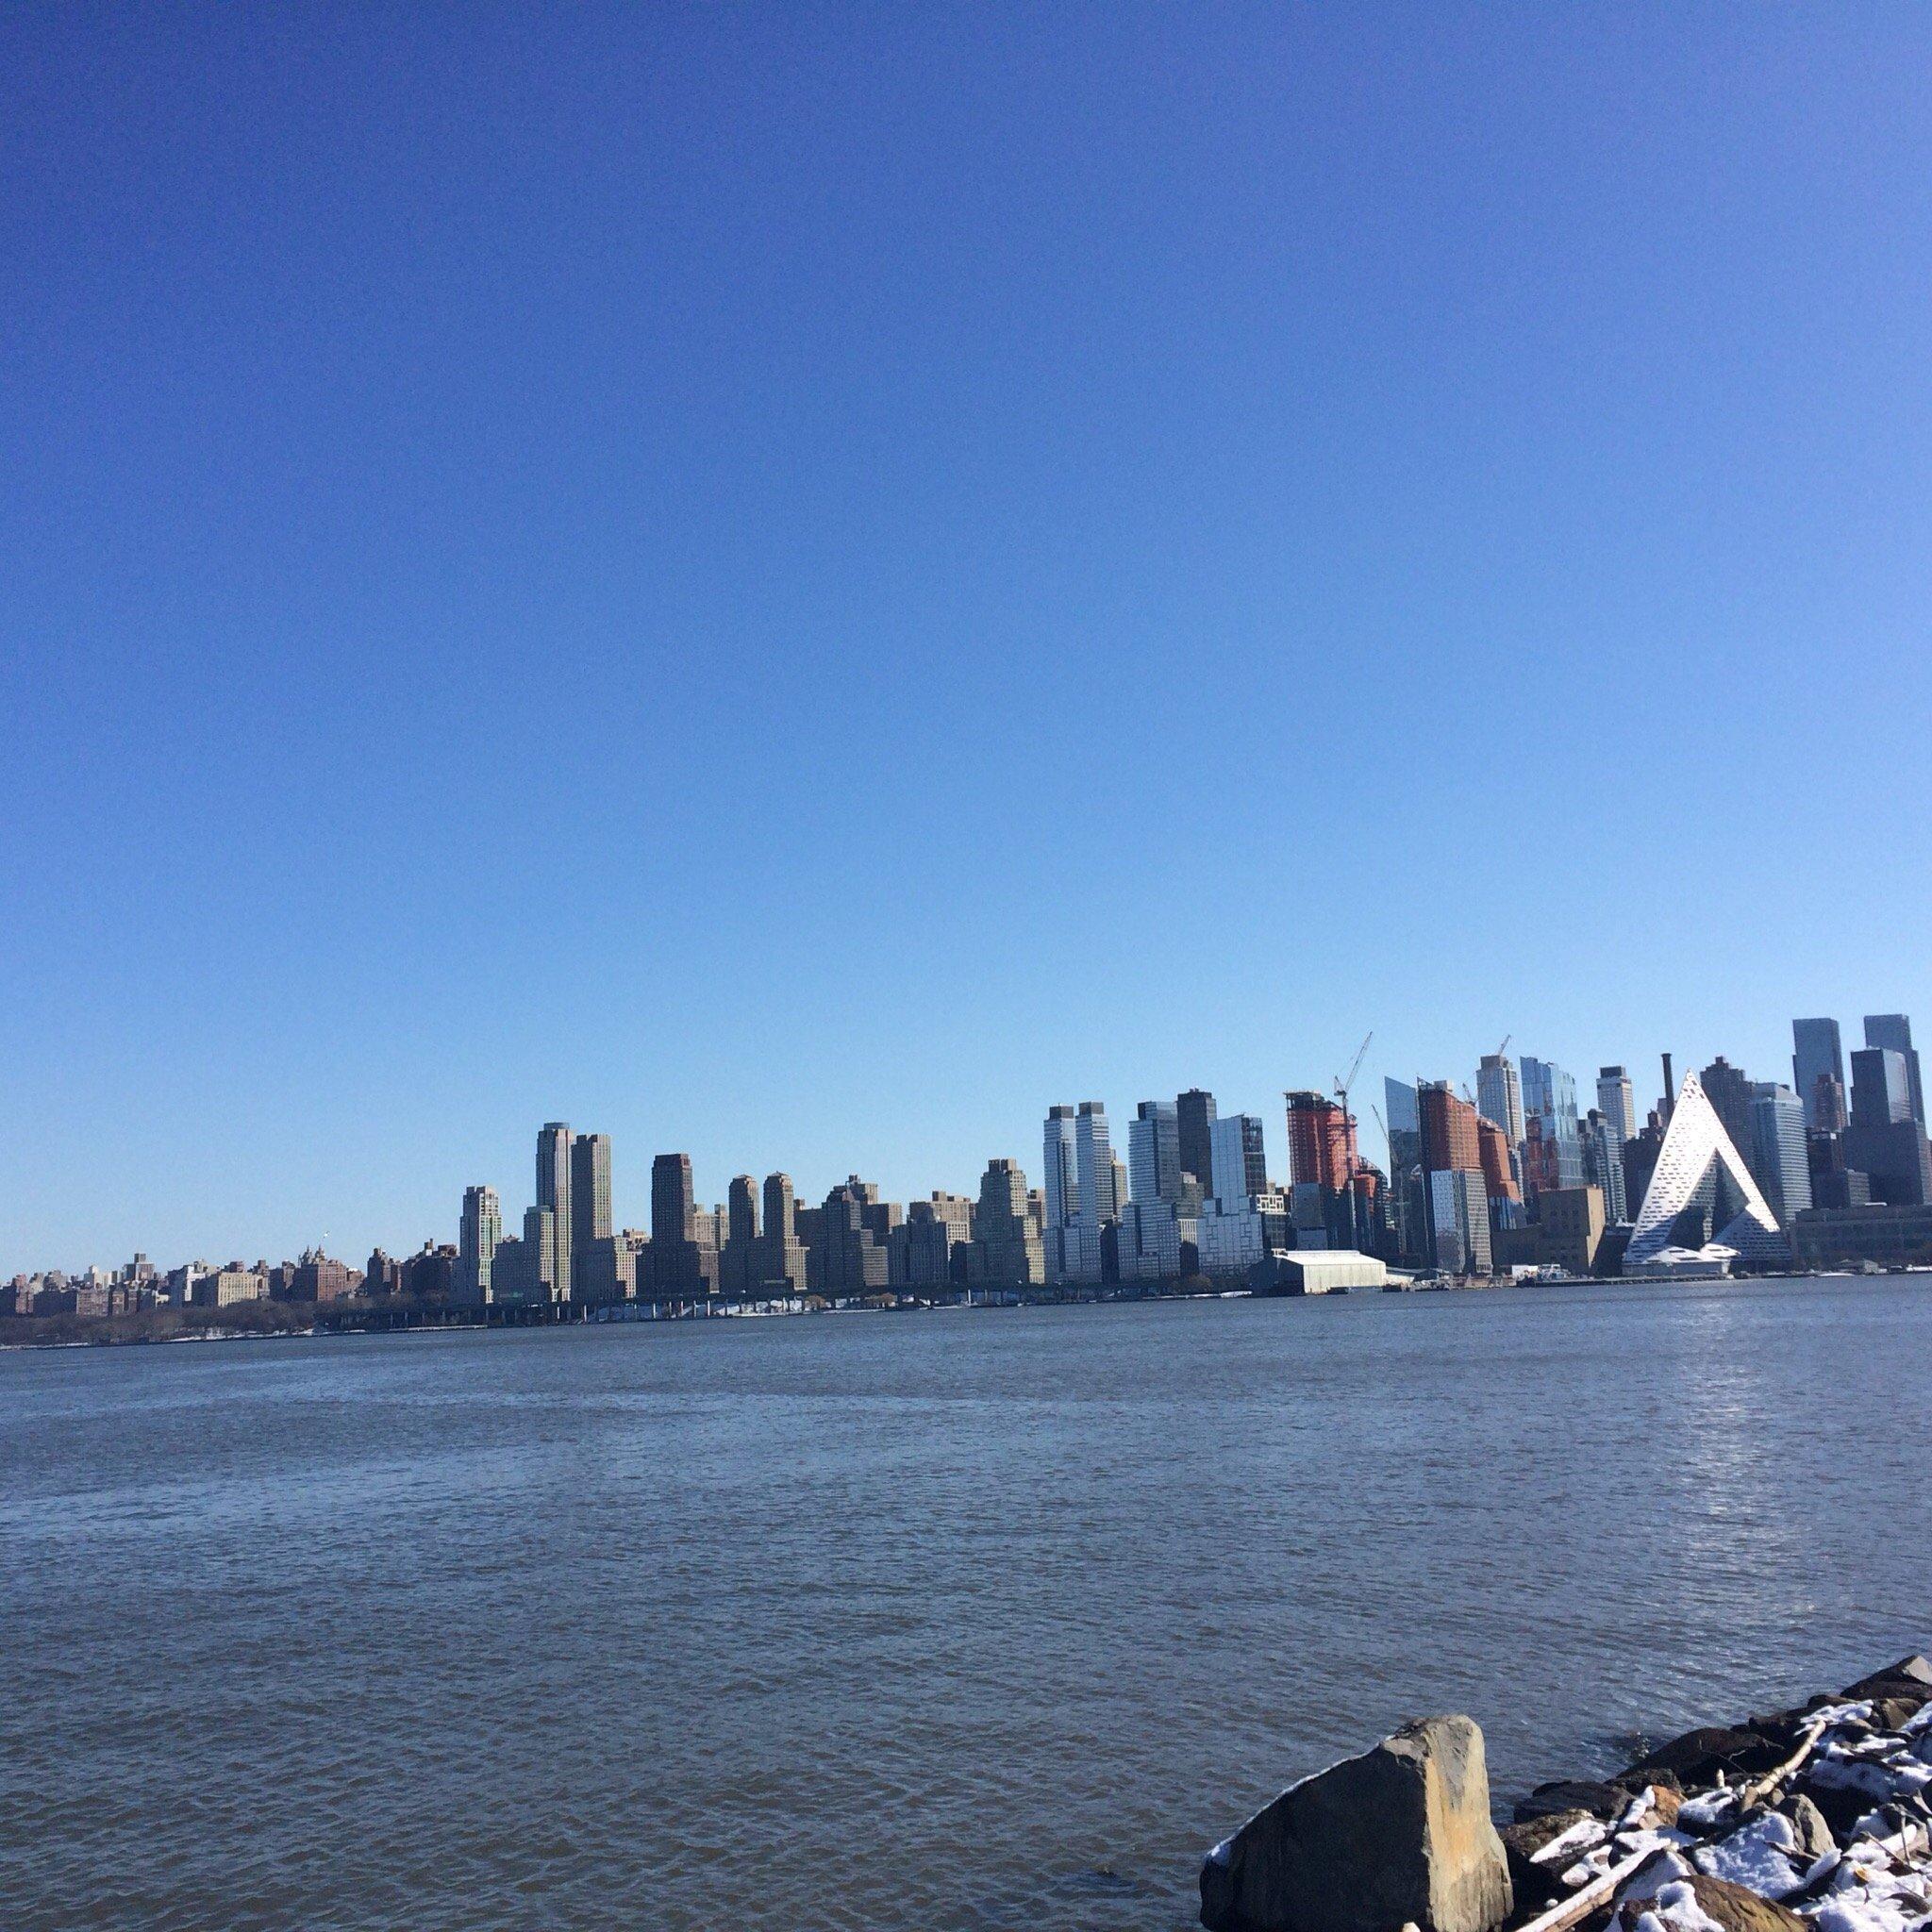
1495 1034 1511 1061
1333 1032 1373 1180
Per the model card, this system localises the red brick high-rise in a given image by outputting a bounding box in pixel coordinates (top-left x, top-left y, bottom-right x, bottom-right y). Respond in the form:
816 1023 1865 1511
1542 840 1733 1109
1286 1091 1357 1191
1417 1080 1481 1174
1475 1117 1521 1204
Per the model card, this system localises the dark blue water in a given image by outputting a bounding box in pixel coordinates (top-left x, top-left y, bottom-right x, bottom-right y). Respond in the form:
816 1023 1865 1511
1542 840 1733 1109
3 1277 1928 1932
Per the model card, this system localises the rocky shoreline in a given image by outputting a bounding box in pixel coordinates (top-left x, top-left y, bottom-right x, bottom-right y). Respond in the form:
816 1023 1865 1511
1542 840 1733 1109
1201 1656 1932 1932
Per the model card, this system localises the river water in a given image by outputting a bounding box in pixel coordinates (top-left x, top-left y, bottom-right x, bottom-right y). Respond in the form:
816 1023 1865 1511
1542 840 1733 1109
4 1277 1929 1931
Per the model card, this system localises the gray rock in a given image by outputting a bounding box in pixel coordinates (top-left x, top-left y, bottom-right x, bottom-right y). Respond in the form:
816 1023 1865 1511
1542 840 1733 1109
1200 1715 1512 1932
1775 1792 1835 1861
1498 1811 1596 1915
1512 1780 1630 1824
1626 1726 1784 1786
1842 1656 1932 1698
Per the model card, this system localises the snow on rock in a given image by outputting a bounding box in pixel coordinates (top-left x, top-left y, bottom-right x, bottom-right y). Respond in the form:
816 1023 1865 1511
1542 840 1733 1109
1693 1812 1807 1900
1634 1878 1732 1932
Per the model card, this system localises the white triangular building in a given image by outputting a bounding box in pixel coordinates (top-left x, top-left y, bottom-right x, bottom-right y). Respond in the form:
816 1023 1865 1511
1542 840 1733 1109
1624 1070 1788 1272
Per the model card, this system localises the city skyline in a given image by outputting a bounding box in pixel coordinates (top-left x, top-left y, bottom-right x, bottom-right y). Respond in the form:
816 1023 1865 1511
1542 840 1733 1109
11 1003 1926 1284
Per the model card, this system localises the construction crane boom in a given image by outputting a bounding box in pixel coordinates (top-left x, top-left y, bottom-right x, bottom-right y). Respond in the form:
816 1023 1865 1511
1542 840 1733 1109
1331 1032 1374 1182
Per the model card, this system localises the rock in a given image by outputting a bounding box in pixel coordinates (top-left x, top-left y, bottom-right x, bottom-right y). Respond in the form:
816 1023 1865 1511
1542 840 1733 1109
1749 1698 1839 1749
1512 1780 1631 1824
1625 1726 1784 1786
1619 1875 1811 1932
1643 1785 1684 1828
1775 1792 1835 1861
1200 1716 1513 1932
1498 1812 1596 1915
1869 1693 1929 1731
1617 1766 1684 1796
1681 1873 1808 1932
1789 1776 1874 1840
1691 1811 1807 1900
1499 1810 1598 1860
1842 1656 1932 1698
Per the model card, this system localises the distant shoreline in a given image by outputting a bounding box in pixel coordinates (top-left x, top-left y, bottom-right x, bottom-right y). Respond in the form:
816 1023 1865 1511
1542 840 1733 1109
0 1269 1911 1354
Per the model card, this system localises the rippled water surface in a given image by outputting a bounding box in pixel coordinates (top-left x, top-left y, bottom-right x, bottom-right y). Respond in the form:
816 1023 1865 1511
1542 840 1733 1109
5 1278 1930 1931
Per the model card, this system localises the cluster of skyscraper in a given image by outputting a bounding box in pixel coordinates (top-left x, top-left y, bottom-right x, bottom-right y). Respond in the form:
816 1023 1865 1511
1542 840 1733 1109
20 1010 1926 1321
1032 1088 1376 1287
457 1127 1045 1306
437 1010 1927 1307
1378 1013 1930 1278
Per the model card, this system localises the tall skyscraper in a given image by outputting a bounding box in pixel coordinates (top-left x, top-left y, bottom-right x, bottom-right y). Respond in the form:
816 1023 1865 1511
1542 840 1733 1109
1041 1104 1078 1280
524 1204 562 1298
726 1174 758 1248
1595 1067 1637 1147
966 1158 1045 1287
1863 1015 1924 1127
1750 1084 1812 1224
1068 1100 1118 1281
652 1152 696 1242
1850 1047 1911 1126
1417 1080 1481 1176
1127 1101 1181 1204
537 1123 574 1301
1579 1111 1627 1224
1382 1076 1426 1268
720 1174 760 1295
1476 1054 1524 1149
643 1152 720 1296
1427 1170 1491 1276
1519 1058 1583 1189
1208 1112 1268 1204
458 1184 501 1304
1842 1054 1932 1206
571 1133 612 1257
1175 1089 1218 1199
1384 1077 1421 1164
1286 1091 1356 1192
1791 1018 1846 1132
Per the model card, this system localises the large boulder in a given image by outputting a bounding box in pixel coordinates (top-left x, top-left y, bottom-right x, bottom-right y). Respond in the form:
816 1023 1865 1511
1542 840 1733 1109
1681 1874 1809 1932
1612 1875 1808 1932
1842 1656 1932 1699
1200 1716 1512 1932
1624 1726 1784 1786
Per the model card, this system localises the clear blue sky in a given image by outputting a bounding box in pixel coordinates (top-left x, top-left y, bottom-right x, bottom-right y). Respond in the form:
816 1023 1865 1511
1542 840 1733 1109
5 6 1929 1271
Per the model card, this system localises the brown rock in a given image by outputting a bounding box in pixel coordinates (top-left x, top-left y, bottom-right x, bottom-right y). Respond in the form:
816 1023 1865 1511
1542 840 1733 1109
1683 1874 1807 1932
1201 1715 1513 1932
1870 1694 1929 1731
1643 1786 1683 1828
